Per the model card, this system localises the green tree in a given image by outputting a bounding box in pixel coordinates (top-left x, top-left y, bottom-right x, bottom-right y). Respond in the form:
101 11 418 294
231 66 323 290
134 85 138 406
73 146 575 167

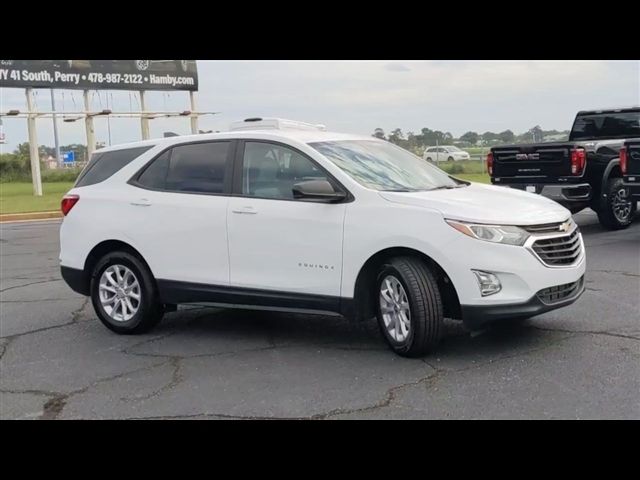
528 125 543 143
372 128 386 140
460 131 479 145
498 129 515 144
388 128 407 147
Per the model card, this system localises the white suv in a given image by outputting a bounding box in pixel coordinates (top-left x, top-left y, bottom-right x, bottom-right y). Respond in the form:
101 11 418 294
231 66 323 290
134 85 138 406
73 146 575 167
59 118 586 357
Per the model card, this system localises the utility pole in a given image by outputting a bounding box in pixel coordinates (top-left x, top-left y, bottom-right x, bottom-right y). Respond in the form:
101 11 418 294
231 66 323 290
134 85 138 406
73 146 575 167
189 91 198 134
139 90 150 140
50 90 61 167
25 88 43 196
83 90 96 159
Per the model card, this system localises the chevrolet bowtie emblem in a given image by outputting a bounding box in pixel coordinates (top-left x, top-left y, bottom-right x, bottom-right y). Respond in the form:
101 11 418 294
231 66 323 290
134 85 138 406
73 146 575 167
559 221 571 232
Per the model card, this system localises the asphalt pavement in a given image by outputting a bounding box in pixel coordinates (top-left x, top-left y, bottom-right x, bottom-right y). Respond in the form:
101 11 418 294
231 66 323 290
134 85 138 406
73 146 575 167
1 210 638 419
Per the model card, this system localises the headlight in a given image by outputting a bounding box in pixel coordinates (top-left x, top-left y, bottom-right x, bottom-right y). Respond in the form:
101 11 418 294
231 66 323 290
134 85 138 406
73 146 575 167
445 219 530 246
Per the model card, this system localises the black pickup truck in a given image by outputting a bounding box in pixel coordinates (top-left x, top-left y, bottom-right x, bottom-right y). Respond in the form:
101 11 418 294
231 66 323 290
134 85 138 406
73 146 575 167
622 138 640 201
488 107 640 229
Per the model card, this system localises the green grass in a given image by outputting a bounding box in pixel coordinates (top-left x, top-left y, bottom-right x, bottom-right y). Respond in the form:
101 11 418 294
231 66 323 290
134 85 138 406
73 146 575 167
0 182 74 214
455 173 490 184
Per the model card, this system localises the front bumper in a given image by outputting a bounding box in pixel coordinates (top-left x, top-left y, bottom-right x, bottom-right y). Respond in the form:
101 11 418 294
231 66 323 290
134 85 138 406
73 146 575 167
461 275 585 329
502 183 592 203
61 266 89 296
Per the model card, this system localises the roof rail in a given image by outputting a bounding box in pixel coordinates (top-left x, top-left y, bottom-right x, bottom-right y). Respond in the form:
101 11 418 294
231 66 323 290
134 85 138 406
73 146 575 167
229 117 327 132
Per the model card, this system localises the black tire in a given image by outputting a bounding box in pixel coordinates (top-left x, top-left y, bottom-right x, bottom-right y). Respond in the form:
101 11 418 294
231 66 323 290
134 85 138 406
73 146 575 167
90 251 164 334
375 257 443 357
447 156 454 162
426 157 432 162
597 177 635 230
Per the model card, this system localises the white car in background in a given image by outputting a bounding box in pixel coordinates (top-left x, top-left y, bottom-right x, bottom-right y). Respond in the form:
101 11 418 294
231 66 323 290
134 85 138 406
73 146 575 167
423 146 470 162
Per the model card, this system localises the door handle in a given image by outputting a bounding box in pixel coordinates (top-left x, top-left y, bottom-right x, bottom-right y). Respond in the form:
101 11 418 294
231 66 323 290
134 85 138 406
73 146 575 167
231 206 257 215
130 199 151 207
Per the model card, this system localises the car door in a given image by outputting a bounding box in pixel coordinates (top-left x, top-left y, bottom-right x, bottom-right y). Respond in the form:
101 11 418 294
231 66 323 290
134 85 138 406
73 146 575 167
227 140 348 299
125 140 234 285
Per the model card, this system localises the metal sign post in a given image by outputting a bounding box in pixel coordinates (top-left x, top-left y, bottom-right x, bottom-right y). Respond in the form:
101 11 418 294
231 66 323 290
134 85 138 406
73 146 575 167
189 91 198 134
139 91 150 140
50 90 61 166
83 90 96 159
25 88 43 196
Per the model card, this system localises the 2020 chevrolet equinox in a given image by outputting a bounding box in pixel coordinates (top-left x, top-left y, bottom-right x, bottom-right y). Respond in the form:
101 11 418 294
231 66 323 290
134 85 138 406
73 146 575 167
59 118 586 357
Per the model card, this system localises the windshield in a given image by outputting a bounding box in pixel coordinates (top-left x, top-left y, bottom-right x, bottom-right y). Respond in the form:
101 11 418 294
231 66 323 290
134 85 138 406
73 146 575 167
309 140 460 191
569 110 640 141
446 146 462 152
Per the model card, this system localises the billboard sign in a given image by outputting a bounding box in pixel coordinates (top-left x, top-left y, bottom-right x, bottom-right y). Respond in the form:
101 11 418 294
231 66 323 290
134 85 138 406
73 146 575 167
0 60 198 91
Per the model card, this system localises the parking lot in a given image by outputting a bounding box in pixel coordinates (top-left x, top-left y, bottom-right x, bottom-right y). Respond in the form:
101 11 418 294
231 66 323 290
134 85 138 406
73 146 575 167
1 210 638 420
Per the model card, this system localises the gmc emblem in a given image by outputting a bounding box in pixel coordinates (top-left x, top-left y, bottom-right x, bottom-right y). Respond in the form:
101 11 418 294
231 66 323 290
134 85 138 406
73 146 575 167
516 153 540 160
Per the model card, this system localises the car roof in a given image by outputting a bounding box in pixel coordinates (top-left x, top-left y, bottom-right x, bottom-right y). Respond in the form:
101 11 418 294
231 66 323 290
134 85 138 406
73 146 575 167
576 106 639 115
93 128 375 154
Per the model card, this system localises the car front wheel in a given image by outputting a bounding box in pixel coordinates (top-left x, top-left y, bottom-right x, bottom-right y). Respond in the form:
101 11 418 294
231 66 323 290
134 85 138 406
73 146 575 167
376 257 443 357
90 251 164 334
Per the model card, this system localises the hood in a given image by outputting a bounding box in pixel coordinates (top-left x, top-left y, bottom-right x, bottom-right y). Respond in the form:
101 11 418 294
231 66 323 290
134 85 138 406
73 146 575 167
379 182 570 225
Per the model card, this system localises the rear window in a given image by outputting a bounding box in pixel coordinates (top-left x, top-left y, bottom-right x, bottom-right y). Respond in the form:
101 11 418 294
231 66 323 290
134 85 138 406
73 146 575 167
134 141 231 194
75 146 153 187
569 110 640 141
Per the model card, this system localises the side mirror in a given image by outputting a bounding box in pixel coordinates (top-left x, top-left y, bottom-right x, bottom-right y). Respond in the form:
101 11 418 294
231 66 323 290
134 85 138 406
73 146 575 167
292 180 347 203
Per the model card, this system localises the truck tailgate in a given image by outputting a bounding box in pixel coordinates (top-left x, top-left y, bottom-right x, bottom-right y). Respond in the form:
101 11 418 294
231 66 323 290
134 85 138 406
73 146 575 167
623 140 640 193
492 144 573 179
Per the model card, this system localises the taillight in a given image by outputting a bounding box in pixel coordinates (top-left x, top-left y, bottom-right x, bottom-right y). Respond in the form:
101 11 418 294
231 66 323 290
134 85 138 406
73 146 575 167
620 146 627 175
61 194 79 216
570 148 586 175
486 152 494 176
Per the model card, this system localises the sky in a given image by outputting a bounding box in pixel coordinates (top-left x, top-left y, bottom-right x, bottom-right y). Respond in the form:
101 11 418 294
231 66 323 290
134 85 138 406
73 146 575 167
1 60 639 153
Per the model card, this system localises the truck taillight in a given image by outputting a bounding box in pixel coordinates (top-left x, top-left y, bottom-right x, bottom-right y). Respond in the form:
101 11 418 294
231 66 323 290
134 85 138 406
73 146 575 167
620 146 627 175
486 152 494 176
61 194 79 216
570 148 586 175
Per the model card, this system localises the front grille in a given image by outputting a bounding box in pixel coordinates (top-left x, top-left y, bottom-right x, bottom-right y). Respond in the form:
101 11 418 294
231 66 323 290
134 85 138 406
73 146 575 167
523 222 565 234
537 276 584 304
532 228 582 266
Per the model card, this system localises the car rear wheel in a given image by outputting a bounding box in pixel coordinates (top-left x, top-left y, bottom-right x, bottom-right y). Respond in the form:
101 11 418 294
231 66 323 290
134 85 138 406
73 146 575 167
597 177 635 230
426 157 432 162
376 257 443 357
447 156 454 162
90 251 164 334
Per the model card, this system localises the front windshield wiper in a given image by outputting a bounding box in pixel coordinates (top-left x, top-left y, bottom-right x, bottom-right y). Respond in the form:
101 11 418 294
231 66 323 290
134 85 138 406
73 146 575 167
428 184 466 191
381 188 420 192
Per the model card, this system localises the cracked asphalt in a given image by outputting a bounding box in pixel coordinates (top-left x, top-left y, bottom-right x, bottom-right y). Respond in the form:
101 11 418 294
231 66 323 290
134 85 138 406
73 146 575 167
1 210 638 419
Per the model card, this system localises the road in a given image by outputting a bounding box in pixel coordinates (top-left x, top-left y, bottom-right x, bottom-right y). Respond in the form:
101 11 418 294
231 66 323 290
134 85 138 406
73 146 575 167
1 211 638 419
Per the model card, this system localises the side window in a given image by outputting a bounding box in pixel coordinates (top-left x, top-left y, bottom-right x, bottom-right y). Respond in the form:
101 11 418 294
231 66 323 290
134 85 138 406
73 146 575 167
76 146 153 187
136 141 230 194
137 150 170 189
426 147 435 153
242 142 329 200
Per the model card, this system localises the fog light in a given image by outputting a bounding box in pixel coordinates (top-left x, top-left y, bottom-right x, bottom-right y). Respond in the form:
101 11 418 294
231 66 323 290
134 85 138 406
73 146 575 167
472 270 502 296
